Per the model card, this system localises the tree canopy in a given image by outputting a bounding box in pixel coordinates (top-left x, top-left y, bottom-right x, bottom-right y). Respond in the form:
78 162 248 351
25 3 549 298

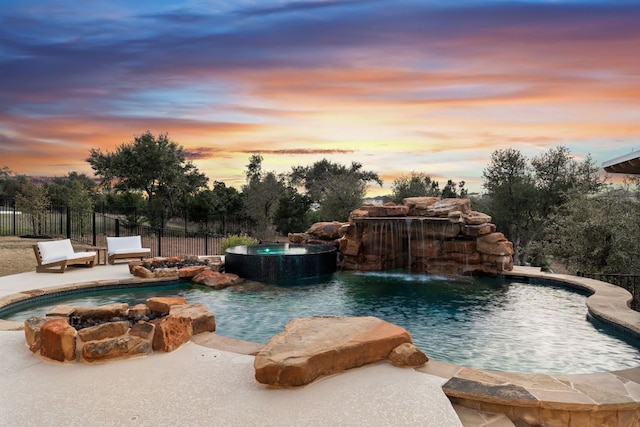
391 172 467 203
47 172 98 211
547 178 640 274
86 131 208 227
242 154 286 240
0 167 26 205
290 159 382 221
14 179 50 236
482 146 605 265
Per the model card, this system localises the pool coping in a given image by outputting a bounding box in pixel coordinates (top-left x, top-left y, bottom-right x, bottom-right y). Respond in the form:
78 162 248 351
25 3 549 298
425 267 640 425
1 266 639 425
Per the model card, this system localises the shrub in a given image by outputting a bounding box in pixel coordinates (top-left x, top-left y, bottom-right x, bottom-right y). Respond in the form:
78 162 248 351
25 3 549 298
220 234 259 254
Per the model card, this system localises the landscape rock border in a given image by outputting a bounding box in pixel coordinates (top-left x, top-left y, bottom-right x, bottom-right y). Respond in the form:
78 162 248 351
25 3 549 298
24 297 216 363
128 255 243 289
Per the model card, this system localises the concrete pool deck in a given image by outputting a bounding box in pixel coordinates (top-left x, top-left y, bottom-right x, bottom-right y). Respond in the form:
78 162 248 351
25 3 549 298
0 265 466 427
0 265 638 426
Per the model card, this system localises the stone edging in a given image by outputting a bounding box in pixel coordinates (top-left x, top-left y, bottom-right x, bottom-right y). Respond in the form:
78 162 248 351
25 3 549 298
1 268 638 426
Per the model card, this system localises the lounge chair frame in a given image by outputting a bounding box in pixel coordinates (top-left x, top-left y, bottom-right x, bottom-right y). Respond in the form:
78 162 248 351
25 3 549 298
33 241 96 273
107 236 151 265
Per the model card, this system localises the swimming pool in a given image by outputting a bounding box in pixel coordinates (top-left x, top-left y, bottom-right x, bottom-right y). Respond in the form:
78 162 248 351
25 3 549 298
3 271 639 374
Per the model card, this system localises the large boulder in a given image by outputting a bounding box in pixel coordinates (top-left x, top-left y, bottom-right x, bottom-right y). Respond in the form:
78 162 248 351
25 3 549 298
77 321 130 342
254 316 412 387
24 316 50 353
463 223 496 237
40 318 77 362
129 321 155 339
127 303 150 318
82 336 151 362
72 303 129 322
146 297 187 314
355 205 409 218
178 265 210 278
192 270 243 289
402 197 440 210
169 303 216 334
130 265 154 278
152 315 193 352
387 343 429 367
349 208 370 219
463 211 492 225
476 232 514 256
426 198 471 217
306 221 346 240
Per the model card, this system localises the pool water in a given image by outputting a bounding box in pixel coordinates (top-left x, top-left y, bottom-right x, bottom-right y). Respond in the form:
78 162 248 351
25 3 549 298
4 271 639 374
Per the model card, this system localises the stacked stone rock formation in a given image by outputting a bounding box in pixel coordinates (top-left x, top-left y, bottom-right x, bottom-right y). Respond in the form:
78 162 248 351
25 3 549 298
291 197 514 276
128 255 243 289
24 297 215 363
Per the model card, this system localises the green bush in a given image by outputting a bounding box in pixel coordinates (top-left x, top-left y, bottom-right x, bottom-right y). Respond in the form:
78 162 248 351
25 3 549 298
220 234 259 254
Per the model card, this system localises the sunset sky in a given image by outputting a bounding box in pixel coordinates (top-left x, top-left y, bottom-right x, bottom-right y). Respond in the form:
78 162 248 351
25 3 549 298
1 0 639 196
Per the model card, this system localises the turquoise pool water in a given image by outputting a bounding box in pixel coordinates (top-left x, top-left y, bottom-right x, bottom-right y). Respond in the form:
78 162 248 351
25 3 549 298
3 271 639 374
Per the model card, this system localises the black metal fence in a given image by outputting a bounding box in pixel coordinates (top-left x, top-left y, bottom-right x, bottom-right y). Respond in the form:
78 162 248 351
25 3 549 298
577 272 640 311
0 203 253 257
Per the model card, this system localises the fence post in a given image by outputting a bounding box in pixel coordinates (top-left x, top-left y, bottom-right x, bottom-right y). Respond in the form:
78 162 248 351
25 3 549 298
92 211 97 246
66 206 71 239
157 227 163 257
12 204 16 236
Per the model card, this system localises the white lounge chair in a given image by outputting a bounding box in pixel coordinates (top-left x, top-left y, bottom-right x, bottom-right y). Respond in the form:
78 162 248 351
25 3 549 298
33 239 96 273
106 236 151 264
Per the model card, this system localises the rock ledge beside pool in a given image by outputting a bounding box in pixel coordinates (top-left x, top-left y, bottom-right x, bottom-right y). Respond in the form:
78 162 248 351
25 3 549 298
254 316 428 387
128 255 243 289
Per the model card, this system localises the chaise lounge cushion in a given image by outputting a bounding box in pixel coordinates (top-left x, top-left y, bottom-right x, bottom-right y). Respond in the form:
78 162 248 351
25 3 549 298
107 236 151 258
37 239 96 265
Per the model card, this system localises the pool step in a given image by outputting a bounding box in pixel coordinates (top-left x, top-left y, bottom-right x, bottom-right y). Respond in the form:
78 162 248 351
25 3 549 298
453 405 516 427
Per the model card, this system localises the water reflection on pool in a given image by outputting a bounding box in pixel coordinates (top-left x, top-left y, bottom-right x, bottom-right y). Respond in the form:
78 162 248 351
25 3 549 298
4 271 639 374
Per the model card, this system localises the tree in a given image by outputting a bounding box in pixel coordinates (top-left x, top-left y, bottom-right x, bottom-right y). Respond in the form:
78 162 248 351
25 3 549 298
482 148 536 264
46 172 98 235
14 180 50 236
242 154 285 240
482 146 605 265
0 167 12 203
105 191 146 230
86 131 208 228
0 167 25 205
547 180 640 274
47 172 98 207
274 185 313 235
290 159 382 221
441 179 467 199
67 179 96 236
390 173 440 202
187 181 244 233
390 173 467 203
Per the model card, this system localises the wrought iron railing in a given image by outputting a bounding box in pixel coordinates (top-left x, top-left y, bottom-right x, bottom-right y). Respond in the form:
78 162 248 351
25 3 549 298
0 202 253 257
577 271 640 311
